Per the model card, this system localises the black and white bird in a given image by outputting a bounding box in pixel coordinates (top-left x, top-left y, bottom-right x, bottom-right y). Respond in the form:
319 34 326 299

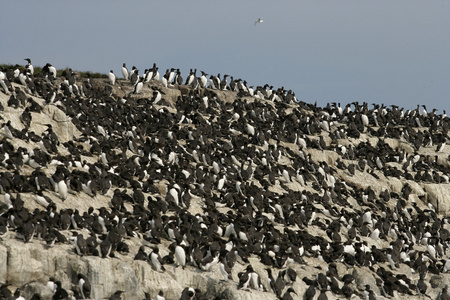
199 71 208 88
174 244 186 269
281 287 297 300
0 70 9 94
121 63 129 80
238 265 255 290
219 257 233 281
44 63 57 79
179 287 195 300
156 290 165 300
46 277 57 294
74 234 88 256
109 290 124 300
57 180 68 201
77 273 91 299
151 88 164 104
133 77 144 94
108 70 116 85
150 247 166 272
52 281 68 300
24 58 34 75
130 69 139 85
254 18 263 26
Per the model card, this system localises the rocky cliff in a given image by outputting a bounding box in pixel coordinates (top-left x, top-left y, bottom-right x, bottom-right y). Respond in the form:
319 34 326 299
1 66 450 300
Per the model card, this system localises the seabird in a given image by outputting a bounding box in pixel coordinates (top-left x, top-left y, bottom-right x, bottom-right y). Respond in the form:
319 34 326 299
168 68 175 84
12 290 25 300
238 265 253 290
77 273 91 299
179 287 195 300
43 63 57 79
74 234 88 256
100 237 112 258
174 244 186 269
133 77 144 94
0 70 10 94
266 268 285 297
34 191 52 208
304 282 316 300
109 290 124 300
57 179 68 201
52 281 68 300
201 250 219 271
121 63 129 79
199 71 208 88
254 18 263 26
22 220 35 243
317 289 328 300
150 247 166 272
108 70 116 85
46 277 57 294
281 287 297 300
156 290 165 300
219 257 233 281
185 69 195 86
151 88 164 104
24 58 34 75
174 69 183 85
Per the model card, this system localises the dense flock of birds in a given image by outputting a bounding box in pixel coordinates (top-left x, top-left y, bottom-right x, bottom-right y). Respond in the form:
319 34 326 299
1 59 450 300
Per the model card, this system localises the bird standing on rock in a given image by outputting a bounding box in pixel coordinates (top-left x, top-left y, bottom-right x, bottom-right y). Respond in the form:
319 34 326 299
52 281 68 300
150 247 166 272
156 290 165 300
77 273 91 299
133 77 144 94
175 244 186 269
24 58 34 75
108 70 116 85
281 287 297 300
237 267 251 290
74 234 88 256
179 287 195 300
219 257 233 281
122 63 129 79
43 63 57 79
109 290 124 300
130 69 139 85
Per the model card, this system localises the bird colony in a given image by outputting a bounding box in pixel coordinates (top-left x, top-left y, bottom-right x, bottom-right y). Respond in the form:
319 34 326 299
1 60 450 300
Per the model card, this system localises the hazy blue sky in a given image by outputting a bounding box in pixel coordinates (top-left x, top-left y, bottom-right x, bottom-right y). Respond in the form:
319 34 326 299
2 1 449 112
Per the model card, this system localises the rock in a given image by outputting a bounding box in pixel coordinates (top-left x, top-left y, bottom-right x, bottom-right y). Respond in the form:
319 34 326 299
22 282 54 300
352 267 377 292
1 65 450 300
406 180 426 197
0 244 6 283
423 183 450 214
42 105 79 142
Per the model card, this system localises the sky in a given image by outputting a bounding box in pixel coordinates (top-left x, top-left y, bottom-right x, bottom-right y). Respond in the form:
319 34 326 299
2 1 449 113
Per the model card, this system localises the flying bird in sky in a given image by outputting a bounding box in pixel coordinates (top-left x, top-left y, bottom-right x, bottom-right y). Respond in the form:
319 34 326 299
254 18 263 26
